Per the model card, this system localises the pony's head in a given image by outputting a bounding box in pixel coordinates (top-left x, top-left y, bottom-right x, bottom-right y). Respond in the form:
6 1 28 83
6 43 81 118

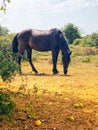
60 32 71 75
62 50 71 74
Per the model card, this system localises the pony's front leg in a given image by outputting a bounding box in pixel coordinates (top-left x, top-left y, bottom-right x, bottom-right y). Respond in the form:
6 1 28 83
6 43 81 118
52 50 59 75
26 48 38 73
28 58 38 73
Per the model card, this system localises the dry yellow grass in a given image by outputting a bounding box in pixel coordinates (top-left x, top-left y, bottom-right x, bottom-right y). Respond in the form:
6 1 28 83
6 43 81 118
1 61 97 100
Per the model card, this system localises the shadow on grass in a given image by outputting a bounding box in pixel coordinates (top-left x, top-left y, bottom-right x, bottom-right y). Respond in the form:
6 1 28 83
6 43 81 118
20 72 72 77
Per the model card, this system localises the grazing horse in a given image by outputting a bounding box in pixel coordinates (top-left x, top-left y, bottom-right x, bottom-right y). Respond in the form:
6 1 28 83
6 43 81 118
12 28 71 75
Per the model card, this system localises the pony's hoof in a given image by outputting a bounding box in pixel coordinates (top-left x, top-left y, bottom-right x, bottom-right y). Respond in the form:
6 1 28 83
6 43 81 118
33 69 38 74
53 71 59 75
64 70 67 75
34 70 38 74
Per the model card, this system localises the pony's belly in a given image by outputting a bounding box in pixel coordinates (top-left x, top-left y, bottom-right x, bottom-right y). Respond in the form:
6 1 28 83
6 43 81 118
33 48 51 52
29 41 52 52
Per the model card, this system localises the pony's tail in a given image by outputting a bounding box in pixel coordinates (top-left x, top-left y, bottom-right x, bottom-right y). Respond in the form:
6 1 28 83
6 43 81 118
12 33 18 53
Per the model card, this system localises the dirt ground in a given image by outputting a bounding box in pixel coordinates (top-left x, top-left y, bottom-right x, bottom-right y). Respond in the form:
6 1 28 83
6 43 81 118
0 61 98 130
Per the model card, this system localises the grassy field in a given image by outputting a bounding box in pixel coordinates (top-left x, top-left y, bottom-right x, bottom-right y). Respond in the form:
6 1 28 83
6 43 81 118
0 46 98 130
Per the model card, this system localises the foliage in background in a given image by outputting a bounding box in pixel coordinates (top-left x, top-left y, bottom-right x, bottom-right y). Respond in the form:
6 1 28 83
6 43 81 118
0 0 10 13
62 23 81 44
0 90 15 121
73 33 98 47
0 56 18 82
0 33 14 46
0 34 18 82
0 26 9 35
0 31 17 120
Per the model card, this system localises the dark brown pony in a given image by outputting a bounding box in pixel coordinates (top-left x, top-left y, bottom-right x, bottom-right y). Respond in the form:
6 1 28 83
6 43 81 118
12 28 71 75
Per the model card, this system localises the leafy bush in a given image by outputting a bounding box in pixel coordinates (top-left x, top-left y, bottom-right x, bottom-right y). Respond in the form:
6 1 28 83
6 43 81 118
73 39 82 45
0 34 15 45
0 91 15 121
0 36 18 82
91 33 98 46
62 23 81 44
73 33 98 47
81 56 91 63
0 26 9 35
0 58 18 82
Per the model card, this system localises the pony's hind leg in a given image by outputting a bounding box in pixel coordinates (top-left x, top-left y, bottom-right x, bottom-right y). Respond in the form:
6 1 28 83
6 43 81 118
26 48 38 73
17 39 26 74
17 54 22 73
18 46 26 74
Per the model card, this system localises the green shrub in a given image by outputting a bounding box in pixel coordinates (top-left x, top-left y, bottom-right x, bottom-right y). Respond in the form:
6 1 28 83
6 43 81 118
0 58 18 82
82 36 95 47
0 26 9 35
91 33 98 46
0 91 15 121
0 37 18 82
0 34 15 45
73 33 98 47
73 38 82 45
62 23 81 44
81 56 91 63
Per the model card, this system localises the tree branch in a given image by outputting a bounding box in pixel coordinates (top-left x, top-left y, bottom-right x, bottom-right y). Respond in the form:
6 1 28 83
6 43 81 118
0 0 10 13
